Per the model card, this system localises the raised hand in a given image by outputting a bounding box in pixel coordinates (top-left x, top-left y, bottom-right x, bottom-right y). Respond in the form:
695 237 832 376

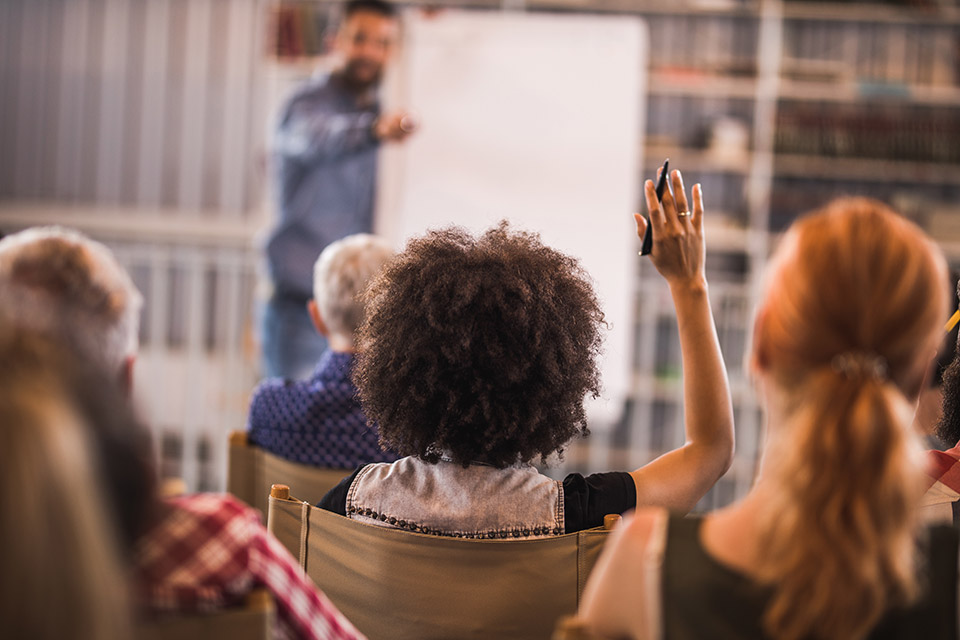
635 169 705 289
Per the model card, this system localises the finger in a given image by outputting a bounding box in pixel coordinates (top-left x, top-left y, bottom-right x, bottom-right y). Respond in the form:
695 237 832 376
633 212 648 240
659 179 683 234
643 180 667 233
691 183 704 229
672 170 690 220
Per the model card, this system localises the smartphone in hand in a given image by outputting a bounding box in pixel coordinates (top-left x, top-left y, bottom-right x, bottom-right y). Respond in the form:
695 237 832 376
639 158 669 256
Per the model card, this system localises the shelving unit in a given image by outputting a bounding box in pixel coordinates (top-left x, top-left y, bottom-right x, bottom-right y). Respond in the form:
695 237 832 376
536 0 958 508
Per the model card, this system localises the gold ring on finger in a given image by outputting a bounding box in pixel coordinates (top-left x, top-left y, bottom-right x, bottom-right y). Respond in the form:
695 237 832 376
677 211 691 217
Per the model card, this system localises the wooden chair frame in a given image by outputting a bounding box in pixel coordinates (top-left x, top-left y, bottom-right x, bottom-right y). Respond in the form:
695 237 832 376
136 588 274 640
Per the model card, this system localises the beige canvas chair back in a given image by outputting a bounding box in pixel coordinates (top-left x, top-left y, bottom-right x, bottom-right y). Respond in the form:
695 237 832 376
136 588 274 640
227 431 350 519
267 485 616 640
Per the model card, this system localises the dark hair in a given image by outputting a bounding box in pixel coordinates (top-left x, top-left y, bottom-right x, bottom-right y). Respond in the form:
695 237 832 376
354 222 605 468
937 278 960 446
938 349 960 447
929 271 960 388
345 0 396 19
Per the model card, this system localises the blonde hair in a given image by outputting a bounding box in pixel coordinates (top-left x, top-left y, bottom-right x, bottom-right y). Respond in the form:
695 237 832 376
313 233 394 338
753 198 948 640
0 332 132 640
0 227 143 372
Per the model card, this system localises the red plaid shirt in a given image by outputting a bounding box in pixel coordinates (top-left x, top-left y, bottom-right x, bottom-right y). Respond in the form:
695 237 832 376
923 443 960 524
134 493 365 640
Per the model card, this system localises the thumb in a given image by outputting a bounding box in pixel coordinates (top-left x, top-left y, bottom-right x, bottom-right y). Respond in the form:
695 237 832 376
633 213 648 240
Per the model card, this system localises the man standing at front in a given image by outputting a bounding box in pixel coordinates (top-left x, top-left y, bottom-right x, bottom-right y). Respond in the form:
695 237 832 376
264 0 415 379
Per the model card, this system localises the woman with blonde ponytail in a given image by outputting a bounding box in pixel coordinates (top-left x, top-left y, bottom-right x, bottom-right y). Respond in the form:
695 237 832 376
578 197 955 640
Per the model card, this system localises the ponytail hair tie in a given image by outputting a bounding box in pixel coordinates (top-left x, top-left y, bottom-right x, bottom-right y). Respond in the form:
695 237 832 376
831 352 888 380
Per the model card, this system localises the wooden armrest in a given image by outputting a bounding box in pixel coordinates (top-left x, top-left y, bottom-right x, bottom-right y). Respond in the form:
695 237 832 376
160 477 188 497
244 588 275 614
553 616 598 640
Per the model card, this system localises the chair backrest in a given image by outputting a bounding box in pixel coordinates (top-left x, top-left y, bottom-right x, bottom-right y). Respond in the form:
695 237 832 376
136 588 274 640
227 431 350 519
267 485 614 640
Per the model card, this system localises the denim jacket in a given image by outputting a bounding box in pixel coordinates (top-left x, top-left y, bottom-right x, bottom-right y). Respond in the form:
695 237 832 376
344 457 565 539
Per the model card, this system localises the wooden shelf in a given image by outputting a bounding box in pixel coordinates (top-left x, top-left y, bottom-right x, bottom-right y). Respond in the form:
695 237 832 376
649 70 758 99
778 79 960 107
648 74 960 109
782 2 960 25
454 0 764 15
644 143 753 175
774 154 960 185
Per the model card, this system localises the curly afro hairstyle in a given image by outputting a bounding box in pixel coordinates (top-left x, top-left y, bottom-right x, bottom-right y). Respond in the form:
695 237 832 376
354 222 605 469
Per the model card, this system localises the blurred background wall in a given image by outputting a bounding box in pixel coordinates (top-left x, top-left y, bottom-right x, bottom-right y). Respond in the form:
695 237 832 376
1 0 958 509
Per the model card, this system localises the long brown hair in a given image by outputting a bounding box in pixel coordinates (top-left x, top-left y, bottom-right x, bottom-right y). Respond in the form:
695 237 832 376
753 198 947 640
0 328 139 640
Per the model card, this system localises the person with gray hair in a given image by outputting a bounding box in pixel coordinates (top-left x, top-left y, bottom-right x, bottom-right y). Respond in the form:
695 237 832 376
0 226 366 639
248 233 399 468
0 226 143 393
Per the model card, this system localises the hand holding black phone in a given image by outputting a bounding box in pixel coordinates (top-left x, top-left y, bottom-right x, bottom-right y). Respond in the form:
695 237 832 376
639 158 669 256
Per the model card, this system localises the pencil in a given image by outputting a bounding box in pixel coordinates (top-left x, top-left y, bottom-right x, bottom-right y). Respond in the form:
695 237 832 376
945 310 960 332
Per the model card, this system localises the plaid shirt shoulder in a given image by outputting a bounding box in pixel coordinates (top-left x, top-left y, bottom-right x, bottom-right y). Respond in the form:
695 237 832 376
134 493 365 640
927 443 960 493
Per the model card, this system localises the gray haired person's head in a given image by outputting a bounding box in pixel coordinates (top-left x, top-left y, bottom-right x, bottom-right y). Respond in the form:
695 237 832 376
0 227 143 376
313 233 394 341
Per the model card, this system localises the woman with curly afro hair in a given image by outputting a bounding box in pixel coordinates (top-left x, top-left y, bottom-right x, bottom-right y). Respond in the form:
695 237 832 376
319 169 735 538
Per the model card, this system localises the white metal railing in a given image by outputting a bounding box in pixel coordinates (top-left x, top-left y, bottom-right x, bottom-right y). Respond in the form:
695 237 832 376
114 241 260 492
0 0 270 492
0 0 269 213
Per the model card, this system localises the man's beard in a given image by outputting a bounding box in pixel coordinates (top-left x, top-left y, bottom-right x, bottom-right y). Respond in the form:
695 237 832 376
937 353 960 447
342 60 383 92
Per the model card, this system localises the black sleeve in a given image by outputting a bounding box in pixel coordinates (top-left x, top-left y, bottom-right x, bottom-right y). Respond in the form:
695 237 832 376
317 465 366 515
562 471 637 533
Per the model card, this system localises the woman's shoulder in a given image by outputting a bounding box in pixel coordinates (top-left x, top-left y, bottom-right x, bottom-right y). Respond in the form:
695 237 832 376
599 507 672 568
165 492 252 513
578 507 672 638
621 507 670 541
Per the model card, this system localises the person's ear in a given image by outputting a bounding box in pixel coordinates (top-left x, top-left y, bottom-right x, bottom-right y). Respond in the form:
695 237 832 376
308 300 329 338
119 354 136 398
750 306 770 375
